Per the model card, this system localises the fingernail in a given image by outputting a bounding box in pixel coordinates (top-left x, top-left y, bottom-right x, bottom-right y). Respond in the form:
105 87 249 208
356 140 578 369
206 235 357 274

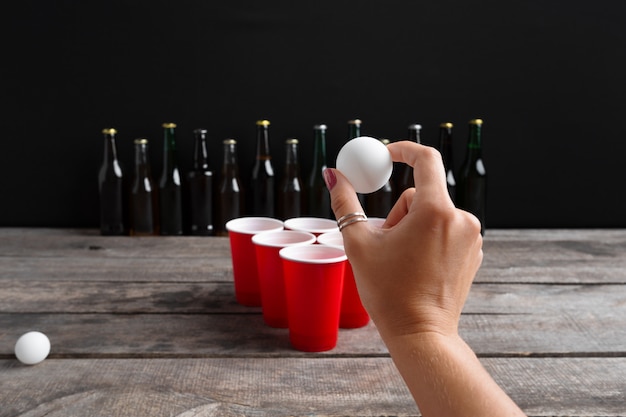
323 168 337 191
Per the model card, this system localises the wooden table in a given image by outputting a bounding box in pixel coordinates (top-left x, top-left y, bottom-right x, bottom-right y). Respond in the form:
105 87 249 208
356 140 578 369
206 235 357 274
1 228 625 416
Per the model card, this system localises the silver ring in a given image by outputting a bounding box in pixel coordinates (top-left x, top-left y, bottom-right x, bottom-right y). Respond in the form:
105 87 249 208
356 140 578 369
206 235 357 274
337 212 368 231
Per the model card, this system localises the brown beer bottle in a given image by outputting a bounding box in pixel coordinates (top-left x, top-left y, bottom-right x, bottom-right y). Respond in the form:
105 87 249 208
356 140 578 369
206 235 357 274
278 139 303 220
98 128 126 235
397 123 422 193
159 122 183 235
186 128 213 236
439 122 457 203
217 139 244 236
457 119 487 235
130 139 159 236
306 124 331 218
366 139 395 218
250 120 275 216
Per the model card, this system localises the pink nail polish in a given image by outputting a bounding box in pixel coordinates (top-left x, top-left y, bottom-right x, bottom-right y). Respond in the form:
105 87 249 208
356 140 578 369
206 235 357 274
323 168 337 191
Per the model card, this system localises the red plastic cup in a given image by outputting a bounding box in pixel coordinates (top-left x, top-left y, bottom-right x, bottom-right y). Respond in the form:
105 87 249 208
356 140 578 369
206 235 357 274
252 230 317 328
280 245 347 352
283 217 339 237
226 217 284 306
317 231 370 328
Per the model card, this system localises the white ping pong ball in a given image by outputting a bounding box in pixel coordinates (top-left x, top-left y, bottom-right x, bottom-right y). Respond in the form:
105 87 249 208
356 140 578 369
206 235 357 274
336 136 393 194
15 331 51 365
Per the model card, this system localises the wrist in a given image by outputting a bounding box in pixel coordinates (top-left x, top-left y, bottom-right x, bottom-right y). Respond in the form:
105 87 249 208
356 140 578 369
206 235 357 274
368 302 459 342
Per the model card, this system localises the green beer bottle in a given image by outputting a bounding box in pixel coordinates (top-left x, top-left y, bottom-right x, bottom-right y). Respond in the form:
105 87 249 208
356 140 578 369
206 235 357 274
347 119 366 207
159 122 183 235
348 118 361 140
457 119 487 235
306 124 331 218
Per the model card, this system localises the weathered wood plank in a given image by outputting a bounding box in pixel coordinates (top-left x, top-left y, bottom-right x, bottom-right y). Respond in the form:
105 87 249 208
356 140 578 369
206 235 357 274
5 255 624 284
1 228 625 416
0 281 243 313
0 308 624 357
0 313 388 357
1 357 624 417
3 228 626 284
0 257 233 282
0 228 231 258
1 281 624 316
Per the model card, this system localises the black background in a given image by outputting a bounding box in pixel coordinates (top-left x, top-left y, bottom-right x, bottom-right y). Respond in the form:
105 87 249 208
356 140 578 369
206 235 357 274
2 0 626 228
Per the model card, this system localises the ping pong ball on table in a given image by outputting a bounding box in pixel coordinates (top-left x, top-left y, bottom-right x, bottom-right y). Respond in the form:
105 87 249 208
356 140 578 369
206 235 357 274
336 136 393 194
15 331 50 365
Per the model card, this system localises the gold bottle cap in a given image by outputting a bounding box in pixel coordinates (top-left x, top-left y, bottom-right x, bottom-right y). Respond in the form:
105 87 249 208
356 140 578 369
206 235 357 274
134 138 148 145
162 122 177 129
102 128 117 135
223 139 237 144
348 119 362 125
440 122 453 128
469 119 483 125
380 138 390 145
256 120 271 126
286 138 299 144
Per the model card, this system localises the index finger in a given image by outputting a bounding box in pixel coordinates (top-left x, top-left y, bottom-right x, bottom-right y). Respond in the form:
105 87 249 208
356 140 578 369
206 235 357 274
387 141 450 198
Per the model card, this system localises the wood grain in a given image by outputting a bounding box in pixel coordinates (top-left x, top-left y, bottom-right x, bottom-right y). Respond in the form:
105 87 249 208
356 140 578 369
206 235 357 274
1 358 624 417
1 228 625 416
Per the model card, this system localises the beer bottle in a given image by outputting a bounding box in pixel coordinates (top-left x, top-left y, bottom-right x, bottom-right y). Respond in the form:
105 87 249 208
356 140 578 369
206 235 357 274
130 139 159 236
457 119 487 235
397 124 421 193
186 128 213 236
306 124 331 218
439 122 457 203
278 139 303 220
159 122 183 235
348 118 361 140
98 128 125 235
347 119 366 207
366 139 395 218
250 120 275 216
217 139 244 236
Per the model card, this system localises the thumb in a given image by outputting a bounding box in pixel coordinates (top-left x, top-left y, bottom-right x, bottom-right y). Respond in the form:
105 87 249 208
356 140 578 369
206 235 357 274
323 168 368 234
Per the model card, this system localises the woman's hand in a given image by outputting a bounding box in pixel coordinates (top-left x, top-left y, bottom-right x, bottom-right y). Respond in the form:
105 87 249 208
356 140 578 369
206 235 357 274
324 140 483 340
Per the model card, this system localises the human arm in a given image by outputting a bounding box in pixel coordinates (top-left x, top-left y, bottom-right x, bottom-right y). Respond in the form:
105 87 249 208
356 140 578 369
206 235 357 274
323 141 526 417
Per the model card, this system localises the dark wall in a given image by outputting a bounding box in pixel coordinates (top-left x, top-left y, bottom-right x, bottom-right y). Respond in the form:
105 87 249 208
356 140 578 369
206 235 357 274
3 1 626 228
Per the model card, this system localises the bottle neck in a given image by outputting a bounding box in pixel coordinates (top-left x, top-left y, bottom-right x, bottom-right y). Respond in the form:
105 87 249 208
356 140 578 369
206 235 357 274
467 123 482 150
312 128 327 168
284 142 300 176
193 130 210 171
348 124 361 139
256 125 271 160
408 126 421 143
162 127 179 172
439 126 454 167
222 143 239 175
134 144 150 175
103 133 118 164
